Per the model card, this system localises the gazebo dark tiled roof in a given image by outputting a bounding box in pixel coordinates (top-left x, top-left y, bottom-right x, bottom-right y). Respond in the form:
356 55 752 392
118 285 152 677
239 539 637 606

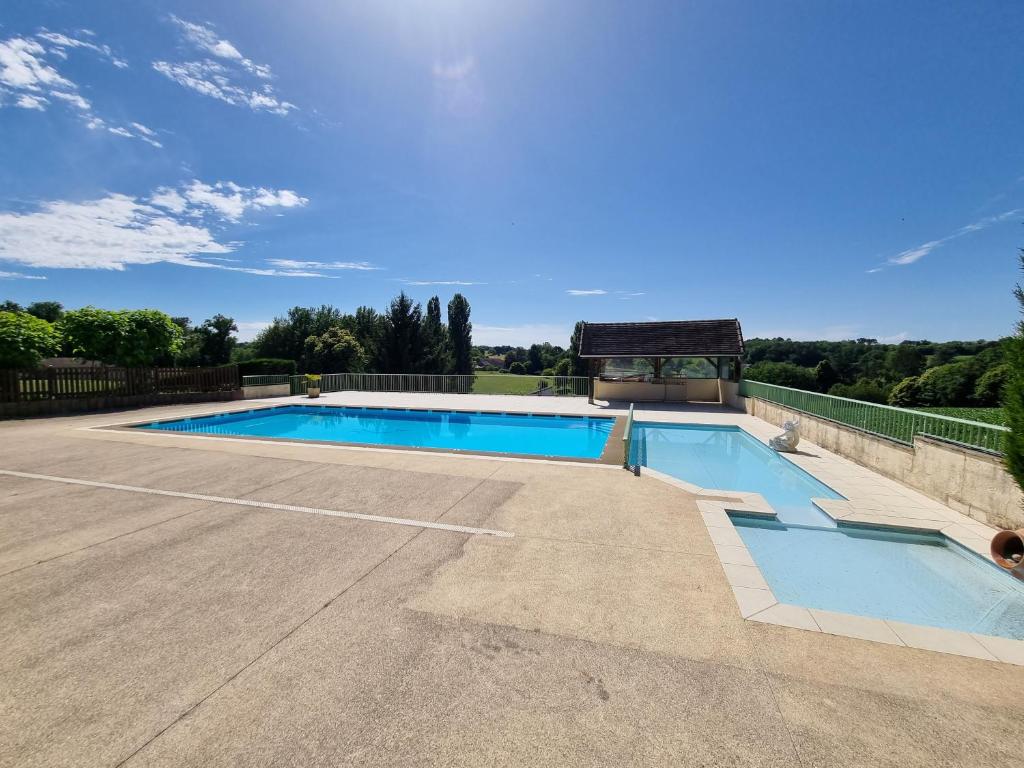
579 319 744 358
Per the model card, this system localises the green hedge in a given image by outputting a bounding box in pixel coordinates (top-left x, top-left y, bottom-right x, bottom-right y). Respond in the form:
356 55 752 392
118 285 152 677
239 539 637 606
233 358 297 378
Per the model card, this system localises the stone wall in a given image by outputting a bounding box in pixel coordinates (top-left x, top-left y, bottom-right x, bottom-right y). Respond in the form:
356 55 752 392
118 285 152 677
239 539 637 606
745 396 1024 530
241 383 291 399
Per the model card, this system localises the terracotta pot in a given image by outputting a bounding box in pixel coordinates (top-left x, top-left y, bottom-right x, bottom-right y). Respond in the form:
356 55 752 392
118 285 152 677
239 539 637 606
307 387 321 399
990 529 1024 570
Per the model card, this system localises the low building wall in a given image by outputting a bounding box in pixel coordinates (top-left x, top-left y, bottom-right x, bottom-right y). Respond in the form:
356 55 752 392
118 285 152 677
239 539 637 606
594 378 721 403
242 383 291 399
744 396 1024 530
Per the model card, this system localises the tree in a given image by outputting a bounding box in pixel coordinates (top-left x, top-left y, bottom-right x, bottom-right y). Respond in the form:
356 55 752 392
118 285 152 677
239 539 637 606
352 306 384 371
509 361 527 375
25 301 64 323
447 293 473 375
0 300 22 314
197 314 238 366
421 296 452 374
527 344 544 374
1005 250 1024 488
303 327 365 373
0 311 60 368
888 376 922 407
568 321 587 376
742 361 817 390
253 305 345 366
829 379 891 404
973 363 1010 407
887 343 925 380
813 359 839 393
916 361 975 406
380 292 423 373
59 307 182 367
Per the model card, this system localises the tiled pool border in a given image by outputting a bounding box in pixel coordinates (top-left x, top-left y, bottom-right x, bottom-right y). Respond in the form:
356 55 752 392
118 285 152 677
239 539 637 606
637 427 1024 667
99 403 627 466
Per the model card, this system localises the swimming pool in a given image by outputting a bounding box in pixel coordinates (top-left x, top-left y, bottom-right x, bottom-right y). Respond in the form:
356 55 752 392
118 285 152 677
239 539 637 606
735 516 1024 640
630 422 843 525
137 405 615 460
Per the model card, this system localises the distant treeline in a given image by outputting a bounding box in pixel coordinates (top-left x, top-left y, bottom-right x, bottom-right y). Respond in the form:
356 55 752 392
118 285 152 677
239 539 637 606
743 337 1009 407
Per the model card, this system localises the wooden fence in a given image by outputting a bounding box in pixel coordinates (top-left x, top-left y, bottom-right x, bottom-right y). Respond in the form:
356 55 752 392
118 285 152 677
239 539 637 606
0 365 240 418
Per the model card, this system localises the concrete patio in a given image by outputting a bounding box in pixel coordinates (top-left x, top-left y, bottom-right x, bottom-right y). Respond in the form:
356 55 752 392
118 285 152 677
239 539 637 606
0 394 1021 767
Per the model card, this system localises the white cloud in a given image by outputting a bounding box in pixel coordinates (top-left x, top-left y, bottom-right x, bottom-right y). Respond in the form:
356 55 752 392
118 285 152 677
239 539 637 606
153 180 309 222
155 17 294 115
403 279 483 286
0 32 159 146
268 259 379 271
474 323 572 347
0 270 46 280
566 288 607 296
0 181 312 277
433 56 475 81
874 208 1023 271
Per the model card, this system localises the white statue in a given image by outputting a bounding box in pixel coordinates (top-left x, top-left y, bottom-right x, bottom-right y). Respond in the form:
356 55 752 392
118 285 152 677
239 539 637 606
769 419 800 453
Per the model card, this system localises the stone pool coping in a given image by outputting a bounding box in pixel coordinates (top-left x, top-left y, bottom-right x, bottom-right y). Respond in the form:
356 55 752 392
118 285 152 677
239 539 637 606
634 422 1024 667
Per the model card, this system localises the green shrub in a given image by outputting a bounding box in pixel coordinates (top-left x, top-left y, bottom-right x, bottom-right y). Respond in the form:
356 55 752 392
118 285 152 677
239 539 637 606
235 358 298 377
0 311 61 368
888 376 921 407
58 307 181 367
509 361 527 375
743 361 817 390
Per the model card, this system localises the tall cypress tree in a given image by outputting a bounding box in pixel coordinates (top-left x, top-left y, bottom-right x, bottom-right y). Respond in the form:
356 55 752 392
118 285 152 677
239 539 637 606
447 294 473 375
422 296 452 374
1004 250 1024 486
568 321 587 376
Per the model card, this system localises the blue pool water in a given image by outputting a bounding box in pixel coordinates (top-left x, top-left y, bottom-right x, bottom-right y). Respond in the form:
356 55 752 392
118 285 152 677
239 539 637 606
630 423 843 525
138 405 614 459
735 516 1024 639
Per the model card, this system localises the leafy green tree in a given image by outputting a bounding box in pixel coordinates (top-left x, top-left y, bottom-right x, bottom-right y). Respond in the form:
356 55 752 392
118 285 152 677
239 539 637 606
352 306 384 371
973 363 1010 407
447 293 473 375
25 301 64 323
197 315 238 366
553 357 572 376
0 300 23 313
0 311 61 368
916 361 975 406
421 296 452 374
887 376 922 407
59 307 182 367
813 359 839 393
303 327 365 373
568 321 587 376
509 361 528 375
743 361 817 390
381 292 424 373
253 305 345 366
886 343 925 380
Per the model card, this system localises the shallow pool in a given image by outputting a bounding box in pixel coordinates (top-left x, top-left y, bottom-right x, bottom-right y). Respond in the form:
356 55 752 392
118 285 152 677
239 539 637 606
735 516 1024 639
138 405 615 459
630 422 843 525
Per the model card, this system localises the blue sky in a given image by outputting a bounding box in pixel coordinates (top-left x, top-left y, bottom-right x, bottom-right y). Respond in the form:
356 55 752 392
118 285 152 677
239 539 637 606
1 1 1022 346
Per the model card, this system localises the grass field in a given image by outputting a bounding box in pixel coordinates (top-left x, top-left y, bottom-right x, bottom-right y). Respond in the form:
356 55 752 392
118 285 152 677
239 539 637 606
471 373 548 395
913 407 1006 426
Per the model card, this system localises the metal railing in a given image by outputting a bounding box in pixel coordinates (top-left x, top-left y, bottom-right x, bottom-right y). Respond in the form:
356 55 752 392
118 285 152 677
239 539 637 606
739 379 1008 454
622 402 635 469
241 374 292 387
287 372 591 398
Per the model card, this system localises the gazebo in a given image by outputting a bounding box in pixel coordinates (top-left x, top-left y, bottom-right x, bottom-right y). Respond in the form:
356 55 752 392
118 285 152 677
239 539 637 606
578 319 744 404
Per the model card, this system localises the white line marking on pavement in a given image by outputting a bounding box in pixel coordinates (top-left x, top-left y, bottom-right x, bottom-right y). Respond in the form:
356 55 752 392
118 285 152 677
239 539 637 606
0 469 514 539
